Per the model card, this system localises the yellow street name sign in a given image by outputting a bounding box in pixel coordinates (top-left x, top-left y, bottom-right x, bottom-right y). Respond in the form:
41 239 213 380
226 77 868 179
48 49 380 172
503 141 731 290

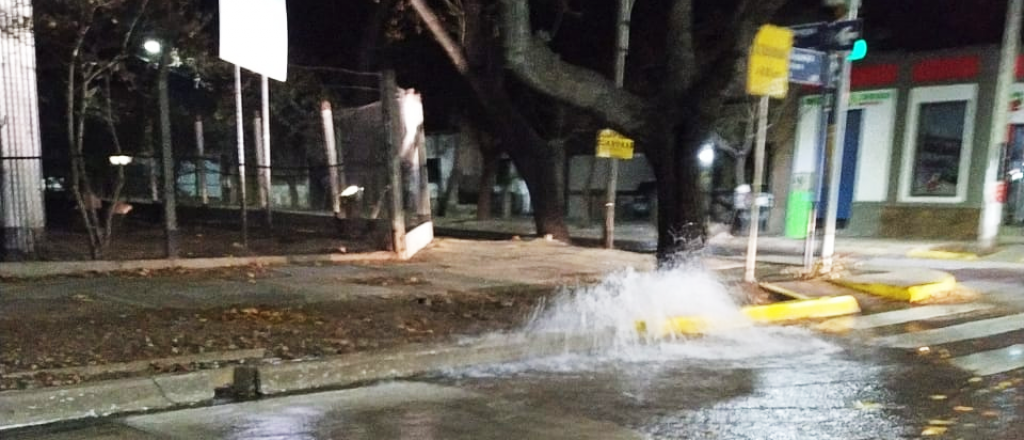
596 129 634 159
747 24 794 99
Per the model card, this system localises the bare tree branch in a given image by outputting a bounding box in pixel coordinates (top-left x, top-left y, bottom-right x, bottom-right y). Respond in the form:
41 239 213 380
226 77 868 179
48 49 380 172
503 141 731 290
497 0 651 135
409 0 470 73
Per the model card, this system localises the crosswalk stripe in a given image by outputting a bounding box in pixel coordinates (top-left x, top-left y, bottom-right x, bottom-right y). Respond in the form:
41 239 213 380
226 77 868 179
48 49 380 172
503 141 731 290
948 344 1024 376
871 313 1024 349
847 304 994 330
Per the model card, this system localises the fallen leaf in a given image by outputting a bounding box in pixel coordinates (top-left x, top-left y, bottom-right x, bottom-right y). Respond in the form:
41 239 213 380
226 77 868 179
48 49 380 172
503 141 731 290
929 395 948 400
853 400 881 410
968 377 983 384
922 426 947 436
928 419 956 426
981 410 1000 418
953 406 974 412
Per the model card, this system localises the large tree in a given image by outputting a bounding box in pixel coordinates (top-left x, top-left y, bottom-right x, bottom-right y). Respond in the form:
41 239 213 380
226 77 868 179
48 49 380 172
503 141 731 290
412 0 787 262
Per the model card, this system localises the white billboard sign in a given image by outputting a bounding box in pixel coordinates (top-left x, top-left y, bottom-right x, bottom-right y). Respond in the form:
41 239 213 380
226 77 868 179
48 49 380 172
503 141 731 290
219 0 288 81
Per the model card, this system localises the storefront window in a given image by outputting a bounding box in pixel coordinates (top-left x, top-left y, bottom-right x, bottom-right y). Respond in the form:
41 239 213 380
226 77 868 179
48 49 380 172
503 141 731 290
910 101 967 197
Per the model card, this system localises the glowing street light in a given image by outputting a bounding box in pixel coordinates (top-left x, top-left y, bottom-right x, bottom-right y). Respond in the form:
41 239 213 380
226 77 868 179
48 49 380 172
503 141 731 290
143 39 162 55
108 155 133 166
698 143 715 167
340 185 363 198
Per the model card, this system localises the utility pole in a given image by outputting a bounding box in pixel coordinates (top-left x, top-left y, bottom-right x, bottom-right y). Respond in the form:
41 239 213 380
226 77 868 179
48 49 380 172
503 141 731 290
820 0 861 272
158 44 178 258
979 0 1022 250
604 0 634 249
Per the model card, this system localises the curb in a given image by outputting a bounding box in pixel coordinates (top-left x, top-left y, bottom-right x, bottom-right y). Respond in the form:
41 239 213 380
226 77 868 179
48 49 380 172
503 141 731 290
0 252 395 279
635 295 862 337
830 271 957 303
0 332 610 431
256 332 611 395
0 368 234 431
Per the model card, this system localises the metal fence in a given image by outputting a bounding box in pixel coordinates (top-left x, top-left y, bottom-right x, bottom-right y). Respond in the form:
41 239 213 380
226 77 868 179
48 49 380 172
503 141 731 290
0 71 431 261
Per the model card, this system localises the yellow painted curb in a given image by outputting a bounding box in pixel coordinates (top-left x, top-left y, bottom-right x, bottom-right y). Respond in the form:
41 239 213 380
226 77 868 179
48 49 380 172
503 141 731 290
636 295 861 338
907 248 979 261
743 295 861 323
831 274 956 303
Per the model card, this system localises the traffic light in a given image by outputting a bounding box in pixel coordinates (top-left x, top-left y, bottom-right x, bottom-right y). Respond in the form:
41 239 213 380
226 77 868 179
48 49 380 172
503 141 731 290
848 39 867 61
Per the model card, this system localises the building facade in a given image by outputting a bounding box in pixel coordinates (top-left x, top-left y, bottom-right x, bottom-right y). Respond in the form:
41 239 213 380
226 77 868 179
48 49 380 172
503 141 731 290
782 45 1023 240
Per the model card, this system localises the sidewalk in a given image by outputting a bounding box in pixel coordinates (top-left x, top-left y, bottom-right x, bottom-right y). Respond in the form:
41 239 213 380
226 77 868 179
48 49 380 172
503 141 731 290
434 217 1024 268
0 239 663 390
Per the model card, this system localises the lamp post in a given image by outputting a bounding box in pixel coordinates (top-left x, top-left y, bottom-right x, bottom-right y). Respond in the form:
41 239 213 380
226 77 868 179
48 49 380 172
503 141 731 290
144 37 179 258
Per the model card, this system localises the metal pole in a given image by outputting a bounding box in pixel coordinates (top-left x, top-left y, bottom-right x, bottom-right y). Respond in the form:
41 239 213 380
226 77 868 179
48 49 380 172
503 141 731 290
603 0 633 249
320 100 341 215
234 65 248 247
159 46 178 258
195 116 208 206
261 75 273 228
820 0 860 272
803 53 834 270
979 0 1022 249
745 95 770 283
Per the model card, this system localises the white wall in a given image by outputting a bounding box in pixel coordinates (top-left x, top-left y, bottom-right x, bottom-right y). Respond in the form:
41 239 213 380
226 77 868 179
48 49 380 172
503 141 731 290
792 89 898 202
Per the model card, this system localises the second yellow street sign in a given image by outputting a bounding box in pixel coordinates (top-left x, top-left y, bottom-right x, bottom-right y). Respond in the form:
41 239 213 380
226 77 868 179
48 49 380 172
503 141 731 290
596 129 634 160
747 24 794 99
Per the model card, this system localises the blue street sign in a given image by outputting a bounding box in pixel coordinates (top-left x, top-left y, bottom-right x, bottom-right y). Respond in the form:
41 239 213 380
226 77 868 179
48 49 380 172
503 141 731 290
790 22 827 49
789 19 863 51
789 48 825 86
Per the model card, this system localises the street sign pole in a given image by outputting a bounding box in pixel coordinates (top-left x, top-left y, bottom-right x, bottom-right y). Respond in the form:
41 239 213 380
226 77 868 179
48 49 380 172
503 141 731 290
604 0 634 249
744 24 793 283
803 51 834 271
745 95 770 283
820 0 861 272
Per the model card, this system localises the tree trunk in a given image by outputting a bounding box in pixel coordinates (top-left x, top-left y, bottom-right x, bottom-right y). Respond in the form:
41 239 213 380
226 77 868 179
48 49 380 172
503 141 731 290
477 142 496 220
409 0 568 239
651 125 707 265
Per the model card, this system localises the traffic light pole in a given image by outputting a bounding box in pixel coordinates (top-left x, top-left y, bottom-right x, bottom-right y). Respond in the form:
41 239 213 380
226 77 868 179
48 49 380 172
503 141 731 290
820 0 860 272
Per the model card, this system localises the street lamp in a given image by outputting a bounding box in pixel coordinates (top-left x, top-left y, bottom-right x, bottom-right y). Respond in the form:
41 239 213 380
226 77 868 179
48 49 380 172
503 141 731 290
143 39 162 56
108 155 133 166
698 143 715 167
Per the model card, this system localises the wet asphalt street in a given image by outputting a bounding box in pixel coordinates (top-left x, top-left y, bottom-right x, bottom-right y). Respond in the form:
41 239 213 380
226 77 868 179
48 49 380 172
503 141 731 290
6 269 1023 440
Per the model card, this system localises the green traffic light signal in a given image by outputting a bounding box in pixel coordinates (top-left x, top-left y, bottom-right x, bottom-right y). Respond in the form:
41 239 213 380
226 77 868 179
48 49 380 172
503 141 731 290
848 39 867 61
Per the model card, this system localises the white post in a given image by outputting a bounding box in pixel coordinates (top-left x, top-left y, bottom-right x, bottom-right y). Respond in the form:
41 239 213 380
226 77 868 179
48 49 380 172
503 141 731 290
260 75 273 225
195 116 208 205
979 0 1022 249
253 113 267 209
745 96 770 283
234 65 248 246
320 100 341 215
820 0 861 272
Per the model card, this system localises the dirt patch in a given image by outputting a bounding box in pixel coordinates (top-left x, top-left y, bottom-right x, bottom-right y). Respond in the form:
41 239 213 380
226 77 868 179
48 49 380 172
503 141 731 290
29 222 373 262
0 287 554 391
